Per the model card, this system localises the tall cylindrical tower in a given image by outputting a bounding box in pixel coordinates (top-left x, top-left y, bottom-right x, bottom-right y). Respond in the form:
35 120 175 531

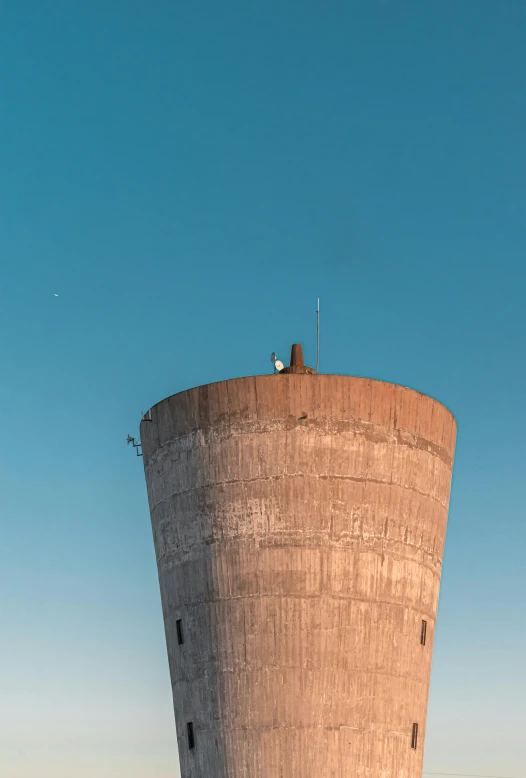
140 346 456 778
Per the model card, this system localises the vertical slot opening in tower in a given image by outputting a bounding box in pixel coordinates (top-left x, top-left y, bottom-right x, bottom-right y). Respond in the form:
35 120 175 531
420 619 427 646
411 723 418 749
187 722 195 750
176 619 184 645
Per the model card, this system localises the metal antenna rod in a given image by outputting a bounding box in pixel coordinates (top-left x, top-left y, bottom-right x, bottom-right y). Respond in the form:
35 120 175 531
316 297 320 373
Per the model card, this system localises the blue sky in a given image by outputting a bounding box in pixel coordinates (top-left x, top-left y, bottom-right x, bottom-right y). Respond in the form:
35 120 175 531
1 2 525 776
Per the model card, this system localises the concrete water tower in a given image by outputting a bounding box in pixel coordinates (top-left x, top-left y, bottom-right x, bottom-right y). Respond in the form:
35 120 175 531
140 344 456 778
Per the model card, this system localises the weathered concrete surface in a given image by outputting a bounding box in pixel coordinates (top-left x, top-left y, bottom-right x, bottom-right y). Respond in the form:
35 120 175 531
140 374 456 778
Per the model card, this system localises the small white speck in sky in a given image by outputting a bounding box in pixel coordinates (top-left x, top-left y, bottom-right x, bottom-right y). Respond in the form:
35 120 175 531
54 293 59 297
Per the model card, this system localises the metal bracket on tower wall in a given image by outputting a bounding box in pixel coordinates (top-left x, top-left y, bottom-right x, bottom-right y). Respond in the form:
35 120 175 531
126 434 143 456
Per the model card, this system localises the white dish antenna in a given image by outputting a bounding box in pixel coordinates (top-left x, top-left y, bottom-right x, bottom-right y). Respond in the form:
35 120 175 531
275 360 284 372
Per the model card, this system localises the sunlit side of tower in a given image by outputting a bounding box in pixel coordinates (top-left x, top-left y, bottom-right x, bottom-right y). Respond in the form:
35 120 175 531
140 345 456 778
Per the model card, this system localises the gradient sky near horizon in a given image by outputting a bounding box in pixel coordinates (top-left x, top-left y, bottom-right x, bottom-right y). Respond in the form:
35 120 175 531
1 2 525 777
